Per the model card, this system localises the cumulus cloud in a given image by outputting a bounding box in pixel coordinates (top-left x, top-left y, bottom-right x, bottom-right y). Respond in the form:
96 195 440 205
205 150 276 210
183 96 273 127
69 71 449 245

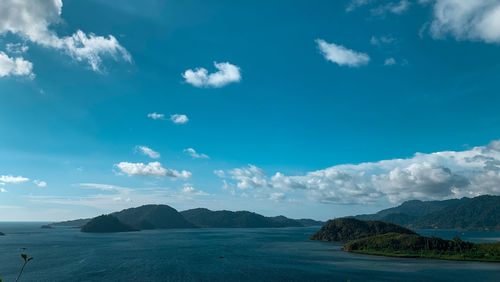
0 175 29 184
0 52 33 78
147 112 165 120
170 114 189 124
426 0 500 43
182 61 241 88
33 180 47 187
384 58 396 65
115 161 191 179
0 0 131 72
183 148 209 159
316 39 370 67
136 145 160 159
217 139 500 205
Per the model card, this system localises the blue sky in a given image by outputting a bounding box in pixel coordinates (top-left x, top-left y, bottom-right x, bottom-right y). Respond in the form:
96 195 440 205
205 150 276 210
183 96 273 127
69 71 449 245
1 0 500 221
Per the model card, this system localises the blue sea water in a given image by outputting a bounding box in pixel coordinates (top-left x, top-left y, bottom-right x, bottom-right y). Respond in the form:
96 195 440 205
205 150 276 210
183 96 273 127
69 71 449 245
0 223 499 281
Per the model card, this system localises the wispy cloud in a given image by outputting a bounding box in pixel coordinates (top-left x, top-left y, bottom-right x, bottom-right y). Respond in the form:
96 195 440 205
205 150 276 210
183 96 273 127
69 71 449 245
0 175 29 184
384 57 396 66
182 61 241 88
182 186 210 196
136 145 161 159
371 0 410 16
0 0 131 72
33 180 47 187
316 39 370 67
115 161 191 179
183 148 209 159
147 112 165 120
170 114 189 124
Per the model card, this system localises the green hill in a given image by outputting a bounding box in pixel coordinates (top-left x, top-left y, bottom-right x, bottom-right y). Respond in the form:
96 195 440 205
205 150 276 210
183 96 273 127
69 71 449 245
112 205 197 230
310 217 416 242
344 232 500 262
81 215 138 233
409 195 500 231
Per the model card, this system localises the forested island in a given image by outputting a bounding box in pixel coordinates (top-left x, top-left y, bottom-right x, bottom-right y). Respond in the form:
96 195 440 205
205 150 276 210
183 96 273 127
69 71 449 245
52 204 324 233
311 218 500 262
355 195 500 231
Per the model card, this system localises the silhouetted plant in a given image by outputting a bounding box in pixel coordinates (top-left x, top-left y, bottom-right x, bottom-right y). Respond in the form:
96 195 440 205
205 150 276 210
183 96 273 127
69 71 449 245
15 253 33 282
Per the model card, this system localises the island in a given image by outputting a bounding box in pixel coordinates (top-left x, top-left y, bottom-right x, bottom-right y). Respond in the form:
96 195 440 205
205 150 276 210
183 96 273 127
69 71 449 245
53 204 324 233
354 195 500 231
344 232 500 262
310 217 416 242
0 232 4 236
311 217 500 262
41 225 53 229
81 215 138 233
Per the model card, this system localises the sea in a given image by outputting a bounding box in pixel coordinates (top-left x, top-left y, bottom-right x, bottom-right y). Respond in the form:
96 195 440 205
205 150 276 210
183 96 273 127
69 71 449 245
0 223 499 281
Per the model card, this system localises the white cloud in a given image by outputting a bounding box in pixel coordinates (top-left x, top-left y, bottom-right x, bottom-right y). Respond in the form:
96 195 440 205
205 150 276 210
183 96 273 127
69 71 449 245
181 186 209 196
136 145 160 159
182 61 241 88
115 161 191 179
0 175 29 184
316 39 370 67
426 0 500 43
147 112 165 120
214 170 225 178
269 192 286 201
170 114 189 124
183 148 209 159
372 0 411 16
0 52 33 78
384 58 396 65
6 43 29 54
0 0 131 72
33 180 47 187
217 139 500 205
370 35 396 45
346 0 374 12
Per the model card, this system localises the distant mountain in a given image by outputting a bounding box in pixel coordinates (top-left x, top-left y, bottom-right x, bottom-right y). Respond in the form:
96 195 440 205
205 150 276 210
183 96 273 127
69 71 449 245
180 208 322 228
51 218 91 227
310 218 416 242
112 205 197 230
296 218 325 227
353 195 500 231
409 195 500 231
51 205 323 231
81 215 138 233
355 198 470 224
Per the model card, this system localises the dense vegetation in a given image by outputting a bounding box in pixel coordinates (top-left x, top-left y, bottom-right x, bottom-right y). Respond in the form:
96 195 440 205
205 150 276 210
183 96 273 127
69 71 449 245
344 233 500 262
50 205 323 231
81 215 138 233
112 205 196 230
180 208 323 228
354 195 500 231
310 218 416 242
410 195 500 231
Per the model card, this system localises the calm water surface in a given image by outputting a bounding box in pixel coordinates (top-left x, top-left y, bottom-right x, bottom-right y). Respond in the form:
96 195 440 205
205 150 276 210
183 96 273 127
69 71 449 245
0 223 499 281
